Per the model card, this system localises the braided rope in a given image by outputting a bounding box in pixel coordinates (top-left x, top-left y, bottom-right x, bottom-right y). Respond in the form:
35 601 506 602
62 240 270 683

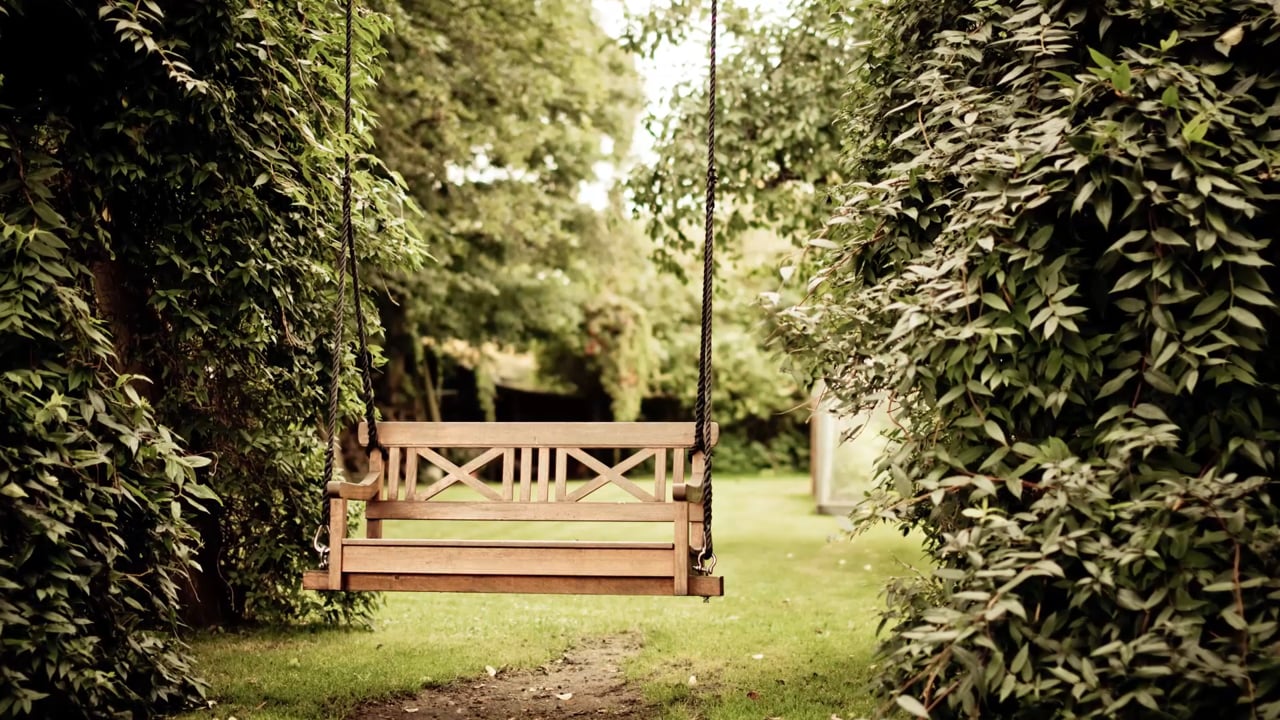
694 0 717 572
319 0 367 553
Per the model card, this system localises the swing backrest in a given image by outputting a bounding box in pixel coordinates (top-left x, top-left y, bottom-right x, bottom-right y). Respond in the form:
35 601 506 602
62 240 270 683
356 422 716 523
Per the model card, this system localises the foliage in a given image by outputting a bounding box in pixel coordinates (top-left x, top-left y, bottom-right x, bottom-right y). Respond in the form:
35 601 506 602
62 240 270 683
2 0 420 665
777 0 1280 717
625 0 854 260
1 3 216 713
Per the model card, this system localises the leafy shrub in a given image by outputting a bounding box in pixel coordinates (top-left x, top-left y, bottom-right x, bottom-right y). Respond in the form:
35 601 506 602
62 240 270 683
1 91 208 720
2 0 420 714
779 0 1280 717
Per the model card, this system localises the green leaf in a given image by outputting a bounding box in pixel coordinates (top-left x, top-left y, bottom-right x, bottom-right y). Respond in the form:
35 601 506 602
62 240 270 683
896 695 931 718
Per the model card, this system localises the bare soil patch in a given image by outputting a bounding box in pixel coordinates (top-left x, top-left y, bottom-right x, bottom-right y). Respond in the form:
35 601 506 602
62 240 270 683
347 635 649 720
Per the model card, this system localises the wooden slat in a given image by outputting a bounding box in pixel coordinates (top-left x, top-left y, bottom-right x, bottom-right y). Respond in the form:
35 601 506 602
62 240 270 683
342 544 671 577
328 498 346 590
366 519 382 539
344 539 671 549
414 446 505 501
654 449 666 502
502 448 515 500
387 447 401 501
360 422 719 449
404 448 419 500
537 447 550 501
673 448 686 488
565 448 656 502
519 448 533 501
674 501 689 596
554 448 567 501
365 502 676 522
326 470 382 501
305 571 724 597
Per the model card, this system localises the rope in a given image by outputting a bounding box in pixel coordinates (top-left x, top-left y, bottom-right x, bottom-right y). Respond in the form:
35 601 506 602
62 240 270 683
318 0 383 560
694 0 717 573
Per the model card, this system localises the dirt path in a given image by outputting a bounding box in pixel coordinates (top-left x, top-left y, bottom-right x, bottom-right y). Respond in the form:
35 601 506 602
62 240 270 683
347 635 650 720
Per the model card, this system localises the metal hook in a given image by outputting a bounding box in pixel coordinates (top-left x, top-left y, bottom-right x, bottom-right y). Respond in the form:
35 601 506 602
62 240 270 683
312 525 330 569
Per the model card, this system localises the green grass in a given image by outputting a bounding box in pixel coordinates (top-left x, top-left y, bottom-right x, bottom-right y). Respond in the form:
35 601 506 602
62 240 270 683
180 475 923 719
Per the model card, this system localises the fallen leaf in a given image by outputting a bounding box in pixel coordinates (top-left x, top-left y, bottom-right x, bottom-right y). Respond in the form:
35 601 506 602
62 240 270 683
403 708 419 714
555 692 574 701
485 665 498 677
688 674 698 686
831 715 845 720
747 691 760 701
752 653 765 660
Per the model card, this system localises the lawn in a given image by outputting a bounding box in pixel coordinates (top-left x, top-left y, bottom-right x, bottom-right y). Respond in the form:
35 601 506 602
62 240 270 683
180 475 924 719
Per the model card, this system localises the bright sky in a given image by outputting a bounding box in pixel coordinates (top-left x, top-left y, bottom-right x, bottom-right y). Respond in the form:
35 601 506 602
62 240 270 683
582 0 787 207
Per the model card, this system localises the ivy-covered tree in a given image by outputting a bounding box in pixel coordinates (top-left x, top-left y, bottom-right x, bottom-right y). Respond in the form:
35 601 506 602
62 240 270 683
775 0 1280 717
1 0 418 713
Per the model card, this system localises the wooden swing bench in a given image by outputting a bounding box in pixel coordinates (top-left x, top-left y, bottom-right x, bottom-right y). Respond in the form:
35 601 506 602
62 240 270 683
302 421 723 597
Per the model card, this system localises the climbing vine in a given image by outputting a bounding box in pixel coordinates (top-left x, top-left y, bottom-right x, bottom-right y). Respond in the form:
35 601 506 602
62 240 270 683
779 1 1280 717
1 0 420 714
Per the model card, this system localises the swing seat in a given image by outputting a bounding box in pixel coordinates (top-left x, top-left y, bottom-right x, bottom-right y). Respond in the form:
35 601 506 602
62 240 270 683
302 422 723 597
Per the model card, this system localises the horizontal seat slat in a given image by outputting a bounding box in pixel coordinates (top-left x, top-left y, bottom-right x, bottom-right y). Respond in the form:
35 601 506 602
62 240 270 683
342 544 672 577
343 539 672 550
364 501 677 522
303 571 724 597
358 421 718 449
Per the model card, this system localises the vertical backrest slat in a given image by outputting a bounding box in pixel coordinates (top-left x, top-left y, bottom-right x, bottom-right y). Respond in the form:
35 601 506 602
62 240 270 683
554 448 567 501
501 448 515 501
404 449 419 501
654 449 667 502
673 448 686 490
536 447 550 502
519 447 533 502
387 447 401 501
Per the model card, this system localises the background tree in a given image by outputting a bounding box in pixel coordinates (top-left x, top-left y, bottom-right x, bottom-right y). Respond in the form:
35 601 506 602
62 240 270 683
370 0 646 421
774 0 1280 717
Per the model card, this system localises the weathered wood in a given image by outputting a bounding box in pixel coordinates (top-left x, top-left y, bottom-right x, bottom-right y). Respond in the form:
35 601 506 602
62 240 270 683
519 447 533 502
366 519 382 539
404 449 419 501
387 447 401 501
305 571 724 597
502 448 515 500
342 544 671 577
554 448 567 501
672 483 703 503
565 448 656 502
326 469 382 500
654 450 667 502
364 501 676 522
328 498 346 590
536 447 550 502
359 422 719 449
415 446 504 501
344 539 671 549
674 501 689 596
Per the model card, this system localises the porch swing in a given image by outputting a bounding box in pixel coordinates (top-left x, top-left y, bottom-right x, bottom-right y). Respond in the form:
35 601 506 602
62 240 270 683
302 0 723 597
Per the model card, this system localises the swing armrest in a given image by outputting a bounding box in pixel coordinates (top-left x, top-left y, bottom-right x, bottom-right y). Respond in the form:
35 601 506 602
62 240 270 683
325 469 383 500
672 483 703 503
673 449 707 503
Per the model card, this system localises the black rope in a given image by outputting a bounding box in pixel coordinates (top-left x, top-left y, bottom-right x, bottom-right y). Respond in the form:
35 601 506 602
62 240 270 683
319 0 382 555
694 0 717 572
